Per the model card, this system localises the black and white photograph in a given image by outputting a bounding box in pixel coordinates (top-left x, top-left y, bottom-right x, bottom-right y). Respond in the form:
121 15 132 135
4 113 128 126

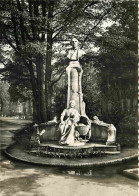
0 0 138 195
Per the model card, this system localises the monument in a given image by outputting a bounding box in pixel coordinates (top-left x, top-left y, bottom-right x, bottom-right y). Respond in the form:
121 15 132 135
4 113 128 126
28 37 120 159
59 38 91 146
66 38 86 115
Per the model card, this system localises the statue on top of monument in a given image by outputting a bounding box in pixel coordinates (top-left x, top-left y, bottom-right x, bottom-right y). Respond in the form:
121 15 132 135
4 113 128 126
66 38 85 72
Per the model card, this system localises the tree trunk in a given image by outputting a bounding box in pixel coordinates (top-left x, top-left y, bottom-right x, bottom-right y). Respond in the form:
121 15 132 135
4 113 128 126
36 54 47 122
32 98 37 121
45 39 53 120
45 0 54 120
27 60 42 122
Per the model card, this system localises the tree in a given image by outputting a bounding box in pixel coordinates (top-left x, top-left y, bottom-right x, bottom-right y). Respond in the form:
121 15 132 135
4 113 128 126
93 1 138 125
0 0 116 122
0 81 10 116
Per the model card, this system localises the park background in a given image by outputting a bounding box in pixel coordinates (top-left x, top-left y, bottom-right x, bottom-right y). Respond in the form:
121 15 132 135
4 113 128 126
0 0 138 147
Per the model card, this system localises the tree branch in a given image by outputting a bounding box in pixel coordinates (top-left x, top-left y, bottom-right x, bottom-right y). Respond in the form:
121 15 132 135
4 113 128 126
53 1 99 40
51 70 65 87
0 60 7 67
52 2 75 39
82 3 116 45
4 35 18 52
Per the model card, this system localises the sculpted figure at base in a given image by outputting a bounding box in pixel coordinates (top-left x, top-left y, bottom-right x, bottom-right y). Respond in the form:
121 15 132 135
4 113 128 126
59 100 80 145
92 116 116 145
106 124 116 145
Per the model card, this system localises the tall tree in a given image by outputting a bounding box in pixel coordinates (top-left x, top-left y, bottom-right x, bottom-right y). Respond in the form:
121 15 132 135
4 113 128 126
93 1 138 124
0 0 120 122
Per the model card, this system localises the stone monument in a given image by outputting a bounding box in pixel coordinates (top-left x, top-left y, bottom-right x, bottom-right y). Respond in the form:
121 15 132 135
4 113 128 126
59 38 91 145
26 38 120 160
66 38 86 115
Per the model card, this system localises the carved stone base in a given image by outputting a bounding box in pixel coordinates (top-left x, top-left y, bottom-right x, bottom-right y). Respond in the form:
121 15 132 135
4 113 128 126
27 141 120 159
106 141 116 146
67 141 87 147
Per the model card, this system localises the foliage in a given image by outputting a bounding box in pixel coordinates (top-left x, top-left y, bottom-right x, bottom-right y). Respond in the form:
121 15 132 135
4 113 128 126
81 55 102 119
0 0 116 122
117 113 138 147
0 0 137 124
118 113 137 134
9 81 32 102
93 1 138 125
0 81 10 115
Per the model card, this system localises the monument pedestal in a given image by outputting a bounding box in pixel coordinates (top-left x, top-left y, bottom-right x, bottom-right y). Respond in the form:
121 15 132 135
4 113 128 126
67 64 85 115
66 64 91 140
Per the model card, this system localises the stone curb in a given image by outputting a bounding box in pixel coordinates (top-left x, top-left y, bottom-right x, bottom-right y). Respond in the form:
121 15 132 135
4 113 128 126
4 143 138 168
123 168 139 180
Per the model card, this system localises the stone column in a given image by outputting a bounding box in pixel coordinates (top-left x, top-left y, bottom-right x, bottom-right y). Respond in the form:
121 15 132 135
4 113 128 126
66 66 85 115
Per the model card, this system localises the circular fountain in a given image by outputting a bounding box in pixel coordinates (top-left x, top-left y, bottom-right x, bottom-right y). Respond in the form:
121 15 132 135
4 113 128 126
28 38 120 159
4 38 124 167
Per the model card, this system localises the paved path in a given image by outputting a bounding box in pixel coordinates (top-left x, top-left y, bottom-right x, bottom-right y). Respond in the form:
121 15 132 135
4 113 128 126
0 117 32 161
0 117 32 131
